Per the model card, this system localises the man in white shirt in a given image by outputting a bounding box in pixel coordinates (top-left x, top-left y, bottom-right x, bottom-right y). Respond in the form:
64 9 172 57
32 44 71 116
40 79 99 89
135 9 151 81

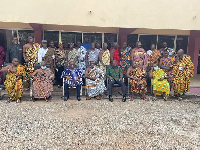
38 40 48 63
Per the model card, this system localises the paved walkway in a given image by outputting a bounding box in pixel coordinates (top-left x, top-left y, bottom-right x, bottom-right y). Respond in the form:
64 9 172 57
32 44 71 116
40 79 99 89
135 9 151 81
189 75 200 96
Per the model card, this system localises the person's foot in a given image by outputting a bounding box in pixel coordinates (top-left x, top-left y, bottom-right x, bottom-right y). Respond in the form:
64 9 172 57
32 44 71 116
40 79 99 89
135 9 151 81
109 95 113 102
163 96 168 101
152 97 157 101
86 96 91 100
96 96 101 100
177 96 182 101
58 85 61 88
16 99 21 103
77 97 81 101
129 96 134 101
122 95 126 102
141 96 148 101
64 97 69 101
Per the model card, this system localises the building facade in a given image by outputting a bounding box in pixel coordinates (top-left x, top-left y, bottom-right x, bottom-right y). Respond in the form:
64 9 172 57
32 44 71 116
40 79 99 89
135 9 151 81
0 0 200 74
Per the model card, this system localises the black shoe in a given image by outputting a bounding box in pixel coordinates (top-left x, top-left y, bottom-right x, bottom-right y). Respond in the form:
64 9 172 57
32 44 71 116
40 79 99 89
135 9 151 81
109 95 113 102
64 97 69 101
77 97 81 101
122 95 126 102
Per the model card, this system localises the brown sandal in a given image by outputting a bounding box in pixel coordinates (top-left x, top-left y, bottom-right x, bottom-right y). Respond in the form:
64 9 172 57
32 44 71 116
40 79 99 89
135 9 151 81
96 96 101 100
86 96 91 100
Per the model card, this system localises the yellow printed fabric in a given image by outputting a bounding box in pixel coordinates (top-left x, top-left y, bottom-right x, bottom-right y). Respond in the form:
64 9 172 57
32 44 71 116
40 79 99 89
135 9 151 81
152 68 170 96
4 65 25 101
173 55 194 95
99 49 110 74
24 43 40 82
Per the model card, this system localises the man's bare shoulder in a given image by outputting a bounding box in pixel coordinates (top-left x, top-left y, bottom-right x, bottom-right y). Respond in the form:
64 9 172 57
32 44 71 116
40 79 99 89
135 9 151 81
23 43 31 48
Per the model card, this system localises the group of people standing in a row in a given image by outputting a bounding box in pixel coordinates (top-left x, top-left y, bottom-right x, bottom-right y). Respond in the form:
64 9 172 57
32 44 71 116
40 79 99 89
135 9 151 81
0 36 194 103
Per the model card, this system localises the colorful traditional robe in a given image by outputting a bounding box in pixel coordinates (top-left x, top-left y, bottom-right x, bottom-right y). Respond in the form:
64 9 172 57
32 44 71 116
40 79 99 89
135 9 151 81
149 49 161 66
129 67 147 94
61 68 83 87
24 43 40 82
160 57 175 86
99 49 110 75
152 68 170 96
44 47 55 74
68 48 79 66
120 47 131 77
132 48 148 70
4 64 25 101
173 55 194 95
78 46 87 75
86 66 105 97
32 68 54 99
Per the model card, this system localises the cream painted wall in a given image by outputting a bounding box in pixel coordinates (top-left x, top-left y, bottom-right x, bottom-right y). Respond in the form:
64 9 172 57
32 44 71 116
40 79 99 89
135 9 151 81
0 0 200 30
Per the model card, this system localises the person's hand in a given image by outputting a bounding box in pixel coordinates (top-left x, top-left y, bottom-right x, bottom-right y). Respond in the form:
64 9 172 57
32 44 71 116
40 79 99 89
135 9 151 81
65 76 71 80
75 77 79 81
16 76 20 81
158 77 164 81
119 78 122 81
25 58 29 63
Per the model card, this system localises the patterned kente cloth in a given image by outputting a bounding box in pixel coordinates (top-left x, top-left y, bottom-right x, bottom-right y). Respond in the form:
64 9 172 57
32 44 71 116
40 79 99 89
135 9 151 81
149 49 161 66
132 48 148 70
24 43 40 82
99 49 110 75
120 47 131 77
32 68 54 99
88 48 100 64
173 55 194 95
44 47 55 74
152 68 170 96
4 65 25 100
55 49 66 66
61 68 83 87
160 57 175 86
68 48 79 66
78 46 87 75
86 66 105 97
129 67 147 94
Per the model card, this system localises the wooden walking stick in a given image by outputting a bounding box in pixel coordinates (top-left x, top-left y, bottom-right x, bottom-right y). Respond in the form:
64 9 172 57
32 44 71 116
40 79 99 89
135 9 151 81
34 77 48 102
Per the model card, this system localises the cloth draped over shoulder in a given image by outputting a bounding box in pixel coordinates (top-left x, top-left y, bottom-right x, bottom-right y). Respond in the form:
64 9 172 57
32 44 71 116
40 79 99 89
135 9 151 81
99 49 110 75
132 48 148 70
32 68 54 99
24 43 40 82
43 47 55 74
120 47 131 77
78 46 87 75
129 67 147 94
173 55 194 95
86 66 105 97
152 68 170 96
4 64 25 101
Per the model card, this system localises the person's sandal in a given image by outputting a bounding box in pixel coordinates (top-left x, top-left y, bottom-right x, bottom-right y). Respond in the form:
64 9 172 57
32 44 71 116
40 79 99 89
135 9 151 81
129 96 134 101
16 99 21 103
86 96 91 100
96 96 101 100
152 97 157 101
177 97 182 101
163 96 168 101
141 96 148 101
